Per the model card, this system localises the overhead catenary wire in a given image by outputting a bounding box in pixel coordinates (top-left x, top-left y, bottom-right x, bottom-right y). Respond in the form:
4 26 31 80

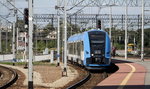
68 0 95 17
66 0 85 11
6 0 24 15
0 15 12 24
0 1 11 10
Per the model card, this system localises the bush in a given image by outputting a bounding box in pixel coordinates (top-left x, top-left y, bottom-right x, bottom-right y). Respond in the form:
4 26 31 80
113 43 124 50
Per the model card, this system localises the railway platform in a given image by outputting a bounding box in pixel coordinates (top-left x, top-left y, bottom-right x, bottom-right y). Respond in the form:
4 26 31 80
94 58 150 89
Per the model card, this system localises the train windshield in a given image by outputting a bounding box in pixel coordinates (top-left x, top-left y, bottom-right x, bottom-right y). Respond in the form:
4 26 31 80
88 31 106 64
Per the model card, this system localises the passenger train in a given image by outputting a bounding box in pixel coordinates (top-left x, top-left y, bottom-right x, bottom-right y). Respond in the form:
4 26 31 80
67 29 111 70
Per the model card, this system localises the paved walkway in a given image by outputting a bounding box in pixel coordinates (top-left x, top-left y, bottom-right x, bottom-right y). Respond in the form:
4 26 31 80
116 58 150 89
94 58 149 89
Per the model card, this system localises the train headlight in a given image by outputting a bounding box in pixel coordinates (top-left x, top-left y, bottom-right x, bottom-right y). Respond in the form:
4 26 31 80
91 54 94 56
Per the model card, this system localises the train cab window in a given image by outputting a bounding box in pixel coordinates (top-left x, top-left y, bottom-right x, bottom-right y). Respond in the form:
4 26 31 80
91 40 104 44
88 31 106 58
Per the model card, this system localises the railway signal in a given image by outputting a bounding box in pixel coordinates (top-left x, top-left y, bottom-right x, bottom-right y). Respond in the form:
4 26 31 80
97 20 101 29
24 8 29 25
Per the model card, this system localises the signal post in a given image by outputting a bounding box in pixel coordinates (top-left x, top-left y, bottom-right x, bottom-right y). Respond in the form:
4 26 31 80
28 0 33 89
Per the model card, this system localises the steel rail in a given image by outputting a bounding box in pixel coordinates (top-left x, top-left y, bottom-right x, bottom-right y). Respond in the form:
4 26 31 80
66 70 91 89
66 61 91 89
0 65 18 89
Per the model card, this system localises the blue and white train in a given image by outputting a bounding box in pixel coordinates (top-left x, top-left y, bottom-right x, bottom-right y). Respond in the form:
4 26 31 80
67 29 111 70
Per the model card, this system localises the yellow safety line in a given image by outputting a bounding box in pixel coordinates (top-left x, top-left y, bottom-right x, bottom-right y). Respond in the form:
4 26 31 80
117 63 136 89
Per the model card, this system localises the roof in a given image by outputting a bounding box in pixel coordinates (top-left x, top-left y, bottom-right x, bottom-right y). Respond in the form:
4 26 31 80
67 29 105 43
68 33 84 42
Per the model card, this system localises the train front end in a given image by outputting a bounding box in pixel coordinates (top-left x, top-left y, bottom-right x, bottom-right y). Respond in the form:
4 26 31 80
84 30 111 70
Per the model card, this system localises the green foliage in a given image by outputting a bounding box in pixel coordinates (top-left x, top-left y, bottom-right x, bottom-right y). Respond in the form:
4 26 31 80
144 28 150 47
0 62 56 66
47 40 56 48
16 20 25 32
1 40 12 54
43 23 55 36
113 43 124 50
37 40 45 52
34 40 57 53
33 62 56 66
0 62 26 65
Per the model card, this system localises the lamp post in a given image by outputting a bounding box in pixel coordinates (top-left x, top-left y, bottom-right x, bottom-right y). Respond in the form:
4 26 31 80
12 8 17 63
141 0 144 61
103 4 116 39
6 27 8 53
28 0 33 88
0 26 1 53
63 0 67 76
109 5 112 39
56 0 60 66
55 0 68 75
125 0 128 60
109 5 113 50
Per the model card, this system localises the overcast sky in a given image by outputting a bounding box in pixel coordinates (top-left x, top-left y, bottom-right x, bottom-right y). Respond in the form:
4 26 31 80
0 0 150 16
1 0 150 25
12 0 150 15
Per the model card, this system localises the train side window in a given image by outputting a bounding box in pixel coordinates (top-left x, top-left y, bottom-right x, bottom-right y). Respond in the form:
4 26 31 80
77 42 80 56
75 42 77 55
69 43 72 54
81 41 84 51
71 43 73 54
67 43 69 53
73 43 75 54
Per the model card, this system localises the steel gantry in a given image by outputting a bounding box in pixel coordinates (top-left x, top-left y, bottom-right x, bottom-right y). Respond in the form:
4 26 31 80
17 14 150 29
59 0 150 7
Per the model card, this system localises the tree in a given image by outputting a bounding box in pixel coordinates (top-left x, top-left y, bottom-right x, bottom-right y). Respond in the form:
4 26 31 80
44 23 55 32
37 40 45 52
144 28 150 47
16 20 25 31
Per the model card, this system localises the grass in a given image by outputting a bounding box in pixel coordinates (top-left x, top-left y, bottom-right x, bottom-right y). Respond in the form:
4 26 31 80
0 61 56 66
0 62 27 65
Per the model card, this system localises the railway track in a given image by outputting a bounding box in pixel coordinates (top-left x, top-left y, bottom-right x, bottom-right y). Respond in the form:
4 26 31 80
66 68 91 89
0 65 18 89
65 63 118 89
76 71 108 89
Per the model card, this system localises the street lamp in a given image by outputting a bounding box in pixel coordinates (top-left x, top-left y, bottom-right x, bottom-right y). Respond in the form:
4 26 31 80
55 0 62 66
125 0 128 60
63 0 67 76
141 0 144 61
109 6 112 39
103 4 116 39
107 4 116 38
0 22 2 53
28 0 33 88
55 0 68 76
105 4 117 53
